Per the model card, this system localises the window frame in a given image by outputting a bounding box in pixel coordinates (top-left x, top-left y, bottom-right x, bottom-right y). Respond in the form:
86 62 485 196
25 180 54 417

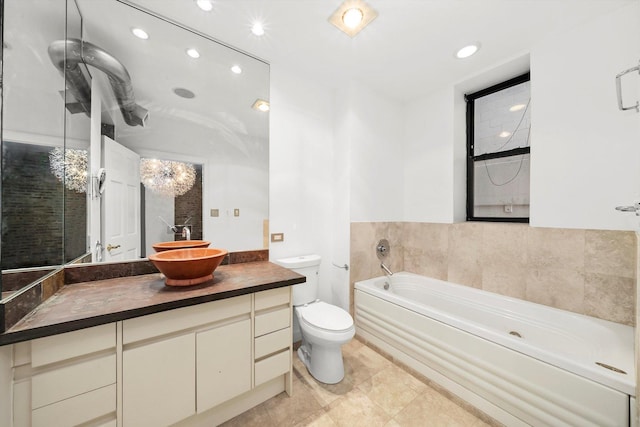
465 72 531 223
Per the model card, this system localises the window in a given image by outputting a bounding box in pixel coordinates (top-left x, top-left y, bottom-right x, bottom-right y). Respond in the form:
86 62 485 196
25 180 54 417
466 73 531 222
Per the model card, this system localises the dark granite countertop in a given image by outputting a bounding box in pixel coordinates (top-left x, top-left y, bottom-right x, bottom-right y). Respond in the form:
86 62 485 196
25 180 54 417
0 261 304 346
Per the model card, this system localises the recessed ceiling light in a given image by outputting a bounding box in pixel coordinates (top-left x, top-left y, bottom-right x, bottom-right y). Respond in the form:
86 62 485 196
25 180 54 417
231 65 242 74
173 88 196 99
329 1 378 37
196 0 213 12
456 43 480 59
186 48 200 59
252 99 270 112
499 131 511 138
131 28 149 40
251 22 265 36
509 104 526 112
342 8 364 29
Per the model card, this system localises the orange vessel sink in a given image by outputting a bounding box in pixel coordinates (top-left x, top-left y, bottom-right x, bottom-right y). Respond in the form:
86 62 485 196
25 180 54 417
149 248 228 286
152 240 211 252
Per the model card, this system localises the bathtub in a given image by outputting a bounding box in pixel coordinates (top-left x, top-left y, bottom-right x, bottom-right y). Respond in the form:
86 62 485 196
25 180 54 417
354 272 635 427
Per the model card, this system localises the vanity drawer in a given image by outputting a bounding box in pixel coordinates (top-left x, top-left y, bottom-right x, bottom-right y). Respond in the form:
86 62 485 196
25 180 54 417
255 307 290 337
255 287 290 311
255 327 291 359
32 354 116 409
123 294 251 344
31 323 115 367
255 349 290 387
32 383 116 427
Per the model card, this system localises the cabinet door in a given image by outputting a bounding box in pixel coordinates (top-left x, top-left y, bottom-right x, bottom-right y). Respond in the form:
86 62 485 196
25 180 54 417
123 333 195 427
196 318 251 413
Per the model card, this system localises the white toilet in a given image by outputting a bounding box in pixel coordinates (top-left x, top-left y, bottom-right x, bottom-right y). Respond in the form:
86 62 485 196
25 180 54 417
276 254 355 384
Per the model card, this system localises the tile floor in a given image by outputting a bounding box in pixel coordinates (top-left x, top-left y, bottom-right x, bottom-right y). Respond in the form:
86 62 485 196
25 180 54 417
222 338 492 427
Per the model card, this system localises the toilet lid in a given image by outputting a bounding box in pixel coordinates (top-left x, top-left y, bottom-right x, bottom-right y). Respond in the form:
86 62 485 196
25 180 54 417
300 301 354 332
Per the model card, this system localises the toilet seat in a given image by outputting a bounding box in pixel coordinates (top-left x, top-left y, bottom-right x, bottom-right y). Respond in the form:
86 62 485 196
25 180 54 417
297 301 353 332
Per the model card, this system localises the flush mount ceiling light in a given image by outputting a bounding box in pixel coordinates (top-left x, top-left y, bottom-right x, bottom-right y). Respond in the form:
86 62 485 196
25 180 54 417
499 131 512 138
231 65 242 74
455 43 480 59
509 104 526 112
196 0 213 12
186 48 200 58
131 28 149 40
329 0 378 37
251 22 265 36
252 99 270 112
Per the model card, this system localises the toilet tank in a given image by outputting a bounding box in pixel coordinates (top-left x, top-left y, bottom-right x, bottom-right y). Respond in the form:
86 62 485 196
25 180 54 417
276 254 321 306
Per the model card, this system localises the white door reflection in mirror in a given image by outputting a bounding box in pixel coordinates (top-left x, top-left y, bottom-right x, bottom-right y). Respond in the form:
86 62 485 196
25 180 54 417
102 136 140 262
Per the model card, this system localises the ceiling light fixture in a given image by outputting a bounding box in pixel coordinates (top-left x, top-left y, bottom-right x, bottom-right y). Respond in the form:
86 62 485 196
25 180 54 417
499 131 512 138
329 0 377 37
140 159 196 197
342 8 364 29
231 65 242 74
49 147 88 193
186 48 200 59
252 99 270 112
455 43 480 59
509 104 526 112
196 0 213 12
131 28 149 40
251 22 265 36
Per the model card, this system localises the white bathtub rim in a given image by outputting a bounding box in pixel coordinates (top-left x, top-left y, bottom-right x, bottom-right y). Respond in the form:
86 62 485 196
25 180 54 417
355 272 635 396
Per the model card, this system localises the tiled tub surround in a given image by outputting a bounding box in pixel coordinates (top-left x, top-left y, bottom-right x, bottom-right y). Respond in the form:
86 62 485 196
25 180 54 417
350 222 636 326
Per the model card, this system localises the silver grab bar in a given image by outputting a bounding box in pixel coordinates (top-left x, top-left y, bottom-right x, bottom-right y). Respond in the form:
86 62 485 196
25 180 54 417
615 62 639 112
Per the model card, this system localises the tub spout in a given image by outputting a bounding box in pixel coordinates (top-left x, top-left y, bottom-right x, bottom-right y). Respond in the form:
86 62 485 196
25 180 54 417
381 263 394 276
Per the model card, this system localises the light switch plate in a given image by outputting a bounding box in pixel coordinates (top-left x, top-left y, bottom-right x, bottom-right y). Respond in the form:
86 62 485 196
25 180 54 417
270 233 284 242
234 208 240 217
210 209 219 217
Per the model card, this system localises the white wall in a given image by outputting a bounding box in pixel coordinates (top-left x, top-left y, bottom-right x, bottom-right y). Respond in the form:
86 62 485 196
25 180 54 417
402 3 640 231
530 2 640 231
404 87 456 223
268 67 336 305
349 83 405 223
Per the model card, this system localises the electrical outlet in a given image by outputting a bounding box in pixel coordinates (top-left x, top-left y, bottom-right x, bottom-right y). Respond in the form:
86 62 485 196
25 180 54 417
270 233 284 242
210 209 219 217
504 204 513 213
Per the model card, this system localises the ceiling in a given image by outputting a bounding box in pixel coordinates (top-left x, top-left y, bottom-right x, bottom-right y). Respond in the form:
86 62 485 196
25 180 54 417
126 0 636 103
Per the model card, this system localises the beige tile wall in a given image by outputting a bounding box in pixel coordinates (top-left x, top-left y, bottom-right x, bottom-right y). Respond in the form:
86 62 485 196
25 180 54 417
350 222 637 326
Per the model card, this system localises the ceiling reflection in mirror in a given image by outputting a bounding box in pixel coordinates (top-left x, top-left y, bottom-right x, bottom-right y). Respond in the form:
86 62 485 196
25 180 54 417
1 0 270 296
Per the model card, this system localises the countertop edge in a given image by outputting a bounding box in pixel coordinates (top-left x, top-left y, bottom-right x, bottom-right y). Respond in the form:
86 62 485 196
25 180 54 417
0 274 304 346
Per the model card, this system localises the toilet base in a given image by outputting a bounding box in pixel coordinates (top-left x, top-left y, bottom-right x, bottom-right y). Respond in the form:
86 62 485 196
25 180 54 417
298 343 346 384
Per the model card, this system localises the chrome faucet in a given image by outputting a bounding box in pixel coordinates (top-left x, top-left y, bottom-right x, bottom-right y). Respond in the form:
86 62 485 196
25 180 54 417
182 226 191 240
381 262 394 276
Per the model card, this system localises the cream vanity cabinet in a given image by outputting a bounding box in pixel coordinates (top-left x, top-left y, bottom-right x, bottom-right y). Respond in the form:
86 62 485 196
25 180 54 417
6 286 292 427
121 294 253 426
12 323 117 427
122 287 293 427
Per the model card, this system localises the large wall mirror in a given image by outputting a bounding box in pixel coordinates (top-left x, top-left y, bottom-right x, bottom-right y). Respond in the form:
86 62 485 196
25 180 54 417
0 0 270 298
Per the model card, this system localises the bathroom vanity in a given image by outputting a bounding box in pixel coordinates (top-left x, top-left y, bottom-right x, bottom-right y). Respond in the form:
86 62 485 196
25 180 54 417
0 261 303 427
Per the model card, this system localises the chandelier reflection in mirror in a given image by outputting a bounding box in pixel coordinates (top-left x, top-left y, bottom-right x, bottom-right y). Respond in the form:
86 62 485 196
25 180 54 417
140 158 196 197
48 147 89 193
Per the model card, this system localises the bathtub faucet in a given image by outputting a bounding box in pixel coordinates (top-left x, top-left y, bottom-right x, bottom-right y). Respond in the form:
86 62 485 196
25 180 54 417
381 262 394 276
